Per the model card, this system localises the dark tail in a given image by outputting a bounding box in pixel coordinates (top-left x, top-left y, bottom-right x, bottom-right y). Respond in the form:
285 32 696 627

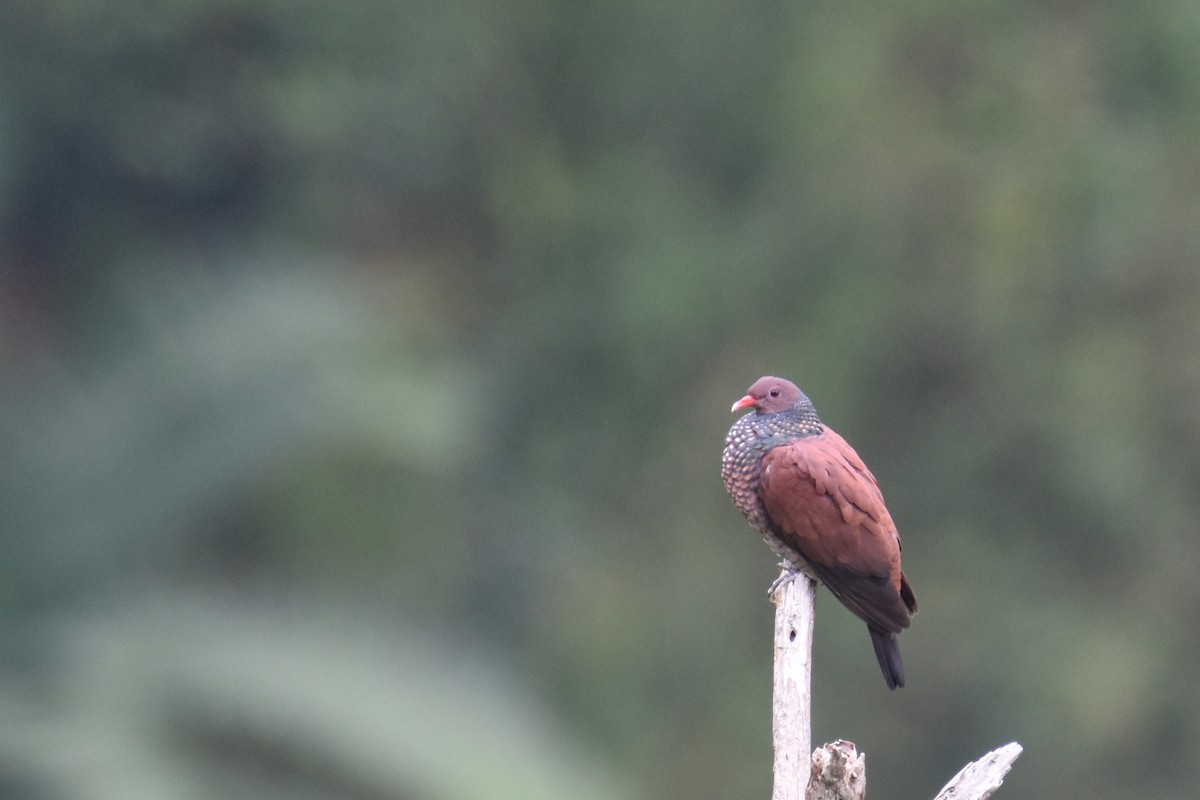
870 630 905 690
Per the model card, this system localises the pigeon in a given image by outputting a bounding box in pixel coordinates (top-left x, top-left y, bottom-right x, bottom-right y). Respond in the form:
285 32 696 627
722 376 917 689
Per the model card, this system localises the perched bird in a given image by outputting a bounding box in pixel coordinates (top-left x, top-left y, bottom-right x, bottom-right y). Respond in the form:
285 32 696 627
722 376 917 689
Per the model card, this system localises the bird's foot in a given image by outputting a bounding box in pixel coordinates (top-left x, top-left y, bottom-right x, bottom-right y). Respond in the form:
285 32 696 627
768 562 811 599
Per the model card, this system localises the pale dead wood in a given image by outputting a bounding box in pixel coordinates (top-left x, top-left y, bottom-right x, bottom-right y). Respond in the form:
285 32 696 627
769 564 816 800
806 740 865 800
932 742 1023 800
768 563 1022 800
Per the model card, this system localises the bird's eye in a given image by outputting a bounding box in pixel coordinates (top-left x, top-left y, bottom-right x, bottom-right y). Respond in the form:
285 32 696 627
769 388 780 398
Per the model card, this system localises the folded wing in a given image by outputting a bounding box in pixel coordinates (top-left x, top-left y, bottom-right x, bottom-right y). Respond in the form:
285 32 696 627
758 429 916 635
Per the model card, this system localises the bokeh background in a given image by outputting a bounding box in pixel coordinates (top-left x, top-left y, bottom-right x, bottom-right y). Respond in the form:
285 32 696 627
2 1 1199 798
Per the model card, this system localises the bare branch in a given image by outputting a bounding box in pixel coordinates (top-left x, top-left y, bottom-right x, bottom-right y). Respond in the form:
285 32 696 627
806 740 865 800
770 565 816 800
768 561 1021 800
932 742 1023 800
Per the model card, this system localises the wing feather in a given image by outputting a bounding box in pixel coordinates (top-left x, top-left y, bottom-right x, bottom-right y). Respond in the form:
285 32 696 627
759 429 915 634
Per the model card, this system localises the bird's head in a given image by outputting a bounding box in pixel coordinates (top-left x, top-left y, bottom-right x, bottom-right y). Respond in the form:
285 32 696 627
730 376 806 415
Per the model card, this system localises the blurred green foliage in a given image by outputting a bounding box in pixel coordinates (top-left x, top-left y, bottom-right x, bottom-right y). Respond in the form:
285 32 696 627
2 1 1199 798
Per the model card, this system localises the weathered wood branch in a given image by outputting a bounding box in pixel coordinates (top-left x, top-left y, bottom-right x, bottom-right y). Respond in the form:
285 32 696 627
769 563 816 800
769 563 1022 800
932 742 1023 800
807 740 865 800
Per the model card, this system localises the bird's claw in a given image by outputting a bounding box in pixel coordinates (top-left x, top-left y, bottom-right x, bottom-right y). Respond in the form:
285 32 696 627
768 562 810 598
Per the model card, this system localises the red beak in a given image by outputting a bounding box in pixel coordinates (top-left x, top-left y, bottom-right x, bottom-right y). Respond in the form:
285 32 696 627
731 394 756 413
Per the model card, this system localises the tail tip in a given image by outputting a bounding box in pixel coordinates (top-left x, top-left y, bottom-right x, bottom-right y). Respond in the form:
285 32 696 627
870 630 905 690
